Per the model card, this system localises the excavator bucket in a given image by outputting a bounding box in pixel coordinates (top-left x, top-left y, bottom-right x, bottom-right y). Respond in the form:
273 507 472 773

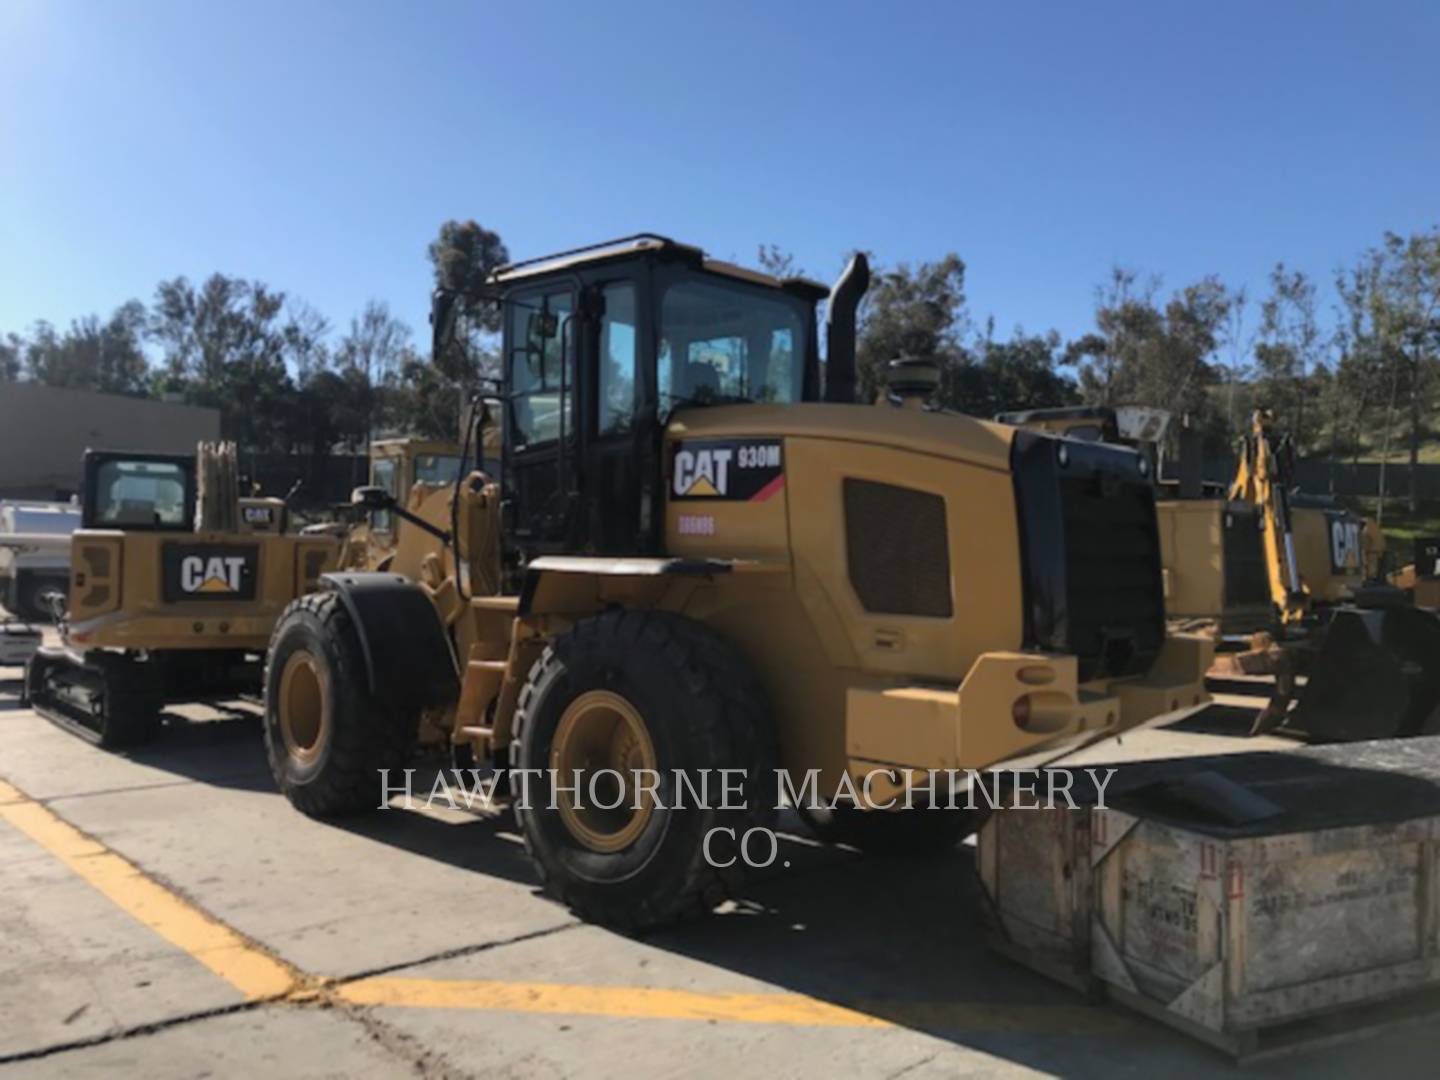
1286 606 1440 740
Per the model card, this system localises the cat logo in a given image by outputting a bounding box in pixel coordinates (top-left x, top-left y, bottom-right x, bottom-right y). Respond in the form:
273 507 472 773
162 542 258 602
671 438 785 502
674 447 732 497
1329 515 1362 573
181 555 247 594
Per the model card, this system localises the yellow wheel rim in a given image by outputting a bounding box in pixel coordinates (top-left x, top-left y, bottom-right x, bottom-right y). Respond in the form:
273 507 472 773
549 689 658 853
278 651 328 764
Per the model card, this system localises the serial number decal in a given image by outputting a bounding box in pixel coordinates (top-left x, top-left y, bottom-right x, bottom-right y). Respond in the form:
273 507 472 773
671 438 785 502
676 514 716 536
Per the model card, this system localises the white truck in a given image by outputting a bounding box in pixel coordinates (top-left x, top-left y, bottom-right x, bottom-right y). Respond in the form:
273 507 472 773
0 501 80 622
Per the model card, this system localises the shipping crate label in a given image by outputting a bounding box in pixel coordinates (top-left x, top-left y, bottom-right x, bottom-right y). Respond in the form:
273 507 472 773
1097 824 1224 997
1245 847 1423 993
1125 871 1202 957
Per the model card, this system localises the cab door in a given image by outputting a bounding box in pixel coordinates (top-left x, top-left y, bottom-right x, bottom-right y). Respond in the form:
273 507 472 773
504 285 579 554
583 279 645 553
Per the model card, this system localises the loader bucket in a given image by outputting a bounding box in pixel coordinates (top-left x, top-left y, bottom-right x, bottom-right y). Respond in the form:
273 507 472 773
1287 606 1440 740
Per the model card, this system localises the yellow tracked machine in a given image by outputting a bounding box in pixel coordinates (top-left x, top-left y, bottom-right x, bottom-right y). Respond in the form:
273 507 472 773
25 443 340 747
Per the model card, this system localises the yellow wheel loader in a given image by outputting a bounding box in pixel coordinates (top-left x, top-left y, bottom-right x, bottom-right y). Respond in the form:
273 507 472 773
25 443 340 748
329 437 468 570
264 235 1211 930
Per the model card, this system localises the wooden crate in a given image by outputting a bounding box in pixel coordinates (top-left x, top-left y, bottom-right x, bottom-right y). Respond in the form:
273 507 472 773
978 739 1440 1059
976 806 1097 996
1090 806 1440 1058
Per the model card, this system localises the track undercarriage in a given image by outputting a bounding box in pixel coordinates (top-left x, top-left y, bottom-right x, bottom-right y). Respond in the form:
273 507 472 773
25 647 263 748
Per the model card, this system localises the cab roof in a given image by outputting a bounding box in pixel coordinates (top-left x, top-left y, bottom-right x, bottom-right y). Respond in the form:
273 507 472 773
490 234 830 301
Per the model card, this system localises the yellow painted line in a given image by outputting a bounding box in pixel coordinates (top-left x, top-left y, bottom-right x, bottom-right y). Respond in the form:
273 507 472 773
0 778 299 1001
0 776 1126 1035
336 976 1126 1034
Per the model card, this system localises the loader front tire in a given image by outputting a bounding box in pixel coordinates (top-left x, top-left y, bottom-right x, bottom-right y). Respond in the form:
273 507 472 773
264 592 417 817
511 610 777 931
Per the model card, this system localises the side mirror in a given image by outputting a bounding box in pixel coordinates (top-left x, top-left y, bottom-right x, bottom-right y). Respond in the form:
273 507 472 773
431 290 459 363
351 485 396 510
526 310 559 345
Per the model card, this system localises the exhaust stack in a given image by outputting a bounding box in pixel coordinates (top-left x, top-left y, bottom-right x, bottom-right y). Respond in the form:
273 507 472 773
824 252 870 404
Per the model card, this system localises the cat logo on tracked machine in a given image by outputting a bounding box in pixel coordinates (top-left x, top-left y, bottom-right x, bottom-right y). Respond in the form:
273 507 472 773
1328 513 1363 574
671 438 784 502
161 542 258 602
182 555 247 594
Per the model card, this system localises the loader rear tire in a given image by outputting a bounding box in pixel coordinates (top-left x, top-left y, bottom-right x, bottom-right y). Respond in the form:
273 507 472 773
264 592 417 817
511 610 777 931
798 804 975 856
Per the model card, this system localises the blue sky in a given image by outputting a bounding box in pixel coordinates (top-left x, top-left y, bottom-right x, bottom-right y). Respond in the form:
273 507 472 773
2 0 1437 358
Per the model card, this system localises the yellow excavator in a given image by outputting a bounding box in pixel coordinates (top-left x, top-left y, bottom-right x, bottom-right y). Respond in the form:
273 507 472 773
1232 411 1440 739
25 443 339 747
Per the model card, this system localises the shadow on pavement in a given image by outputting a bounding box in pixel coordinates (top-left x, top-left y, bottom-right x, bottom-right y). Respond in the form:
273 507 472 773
119 709 277 793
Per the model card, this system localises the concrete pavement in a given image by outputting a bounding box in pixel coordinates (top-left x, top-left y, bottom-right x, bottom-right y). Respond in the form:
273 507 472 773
2 664 1437 1078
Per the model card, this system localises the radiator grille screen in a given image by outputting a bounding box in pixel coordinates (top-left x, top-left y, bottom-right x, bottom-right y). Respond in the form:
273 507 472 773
843 479 952 617
1058 473 1165 680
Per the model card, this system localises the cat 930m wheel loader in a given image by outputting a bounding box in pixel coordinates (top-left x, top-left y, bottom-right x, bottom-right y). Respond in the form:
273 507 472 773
264 235 1212 930
26 443 340 748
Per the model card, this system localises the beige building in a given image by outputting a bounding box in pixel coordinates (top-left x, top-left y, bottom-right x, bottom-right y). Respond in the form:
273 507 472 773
0 382 221 499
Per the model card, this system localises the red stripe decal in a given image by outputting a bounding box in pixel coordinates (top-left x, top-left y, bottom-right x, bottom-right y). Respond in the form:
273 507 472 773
751 475 786 502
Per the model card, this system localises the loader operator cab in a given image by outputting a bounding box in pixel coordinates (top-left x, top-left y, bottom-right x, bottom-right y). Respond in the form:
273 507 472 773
365 438 467 540
438 235 827 578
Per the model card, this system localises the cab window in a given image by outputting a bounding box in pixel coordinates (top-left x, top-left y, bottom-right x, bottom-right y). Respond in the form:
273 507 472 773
371 457 397 532
91 460 190 529
509 290 575 448
598 283 637 437
657 276 806 421
415 454 463 485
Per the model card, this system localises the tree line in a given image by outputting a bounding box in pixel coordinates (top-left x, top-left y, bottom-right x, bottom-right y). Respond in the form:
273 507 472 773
3 222 1438 505
0 221 511 462
823 226 1439 509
